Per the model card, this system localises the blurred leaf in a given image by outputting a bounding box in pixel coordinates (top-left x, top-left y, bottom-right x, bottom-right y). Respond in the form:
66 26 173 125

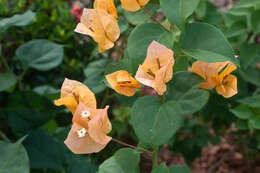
124 4 159 25
251 10 260 34
248 116 260 130
98 148 140 173
235 119 248 130
174 57 189 72
170 165 191 173
84 59 110 93
23 130 65 170
0 72 17 92
105 57 132 75
33 85 59 100
131 96 184 146
67 155 97 173
0 10 35 32
160 0 200 29
16 39 64 71
227 0 260 16
223 21 248 38
165 72 209 115
180 23 239 66
152 163 170 173
158 31 175 49
238 95 260 108
0 136 29 173
230 104 254 119
118 18 129 33
127 23 165 72
239 43 260 69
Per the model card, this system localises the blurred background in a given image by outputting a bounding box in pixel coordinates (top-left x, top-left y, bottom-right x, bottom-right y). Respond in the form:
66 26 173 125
1 0 260 173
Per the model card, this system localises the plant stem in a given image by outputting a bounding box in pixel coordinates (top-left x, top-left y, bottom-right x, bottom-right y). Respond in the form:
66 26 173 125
160 95 165 103
152 147 159 169
141 7 170 32
0 55 10 71
17 68 27 91
112 138 153 156
0 130 11 142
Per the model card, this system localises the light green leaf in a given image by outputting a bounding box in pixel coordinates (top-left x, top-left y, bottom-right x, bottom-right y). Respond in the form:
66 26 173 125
160 0 200 29
98 148 140 173
249 117 260 130
180 23 239 66
16 39 64 71
238 95 260 108
127 23 165 71
230 104 254 119
0 72 17 92
124 4 159 25
0 10 35 32
0 136 29 173
152 163 170 173
170 165 191 173
227 0 260 16
165 72 209 115
158 31 174 49
251 10 260 34
131 96 184 146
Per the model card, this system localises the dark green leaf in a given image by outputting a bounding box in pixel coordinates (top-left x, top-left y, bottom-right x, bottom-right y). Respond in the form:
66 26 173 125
16 39 64 71
98 148 140 173
152 163 170 173
238 95 260 108
251 10 260 34
170 165 191 173
180 23 238 66
230 104 254 119
0 136 29 173
68 155 97 173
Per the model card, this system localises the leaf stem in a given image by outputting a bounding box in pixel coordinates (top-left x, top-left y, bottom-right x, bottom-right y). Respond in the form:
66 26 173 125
141 7 170 32
0 55 10 71
0 130 11 142
17 68 28 91
152 147 159 169
112 138 153 156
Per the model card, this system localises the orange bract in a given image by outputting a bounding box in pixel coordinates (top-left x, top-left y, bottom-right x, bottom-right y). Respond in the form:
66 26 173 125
191 61 238 98
135 41 174 95
120 0 150 12
94 0 118 18
54 78 96 113
64 103 112 154
106 70 141 96
74 8 120 53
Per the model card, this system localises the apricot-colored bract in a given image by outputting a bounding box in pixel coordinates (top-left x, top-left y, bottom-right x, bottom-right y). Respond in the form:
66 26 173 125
74 8 120 53
120 0 150 12
94 0 118 18
106 70 141 96
191 61 238 98
135 41 174 95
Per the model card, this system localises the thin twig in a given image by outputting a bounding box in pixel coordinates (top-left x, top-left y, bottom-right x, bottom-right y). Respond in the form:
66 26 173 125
112 138 153 156
141 7 170 32
0 130 11 142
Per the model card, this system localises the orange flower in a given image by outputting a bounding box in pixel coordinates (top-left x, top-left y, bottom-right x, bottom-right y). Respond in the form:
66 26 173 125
120 0 150 12
191 61 238 98
94 0 118 18
106 70 141 96
135 41 174 95
54 78 96 114
65 102 112 154
74 8 120 53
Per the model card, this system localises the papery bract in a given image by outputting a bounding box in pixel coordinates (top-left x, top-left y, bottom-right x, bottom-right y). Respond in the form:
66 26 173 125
106 70 141 96
120 0 150 12
54 78 96 113
74 8 120 53
135 41 174 95
64 102 112 154
191 61 238 98
94 0 118 18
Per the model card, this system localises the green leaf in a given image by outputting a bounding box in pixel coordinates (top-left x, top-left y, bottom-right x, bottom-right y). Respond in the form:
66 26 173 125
23 130 65 170
165 72 209 115
152 163 170 173
230 104 254 119
158 31 174 49
227 0 260 16
98 148 140 173
238 95 260 108
180 23 239 66
235 119 248 130
0 72 17 92
127 23 165 71
16 39 64 71
223 21 248 38
84 59 110 93
170 165 191 173
0 136 30 173
0 10 35 32
248 117 260 130
160 0 200 29
239 43 260 69
131 96 184 146
67 155 97 173
105 57 132 75
124 4 159 25
251 10 260 34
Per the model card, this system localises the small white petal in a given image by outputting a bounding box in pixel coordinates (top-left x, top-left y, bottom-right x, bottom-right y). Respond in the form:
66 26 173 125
77 128 87 138
81 110 91 118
